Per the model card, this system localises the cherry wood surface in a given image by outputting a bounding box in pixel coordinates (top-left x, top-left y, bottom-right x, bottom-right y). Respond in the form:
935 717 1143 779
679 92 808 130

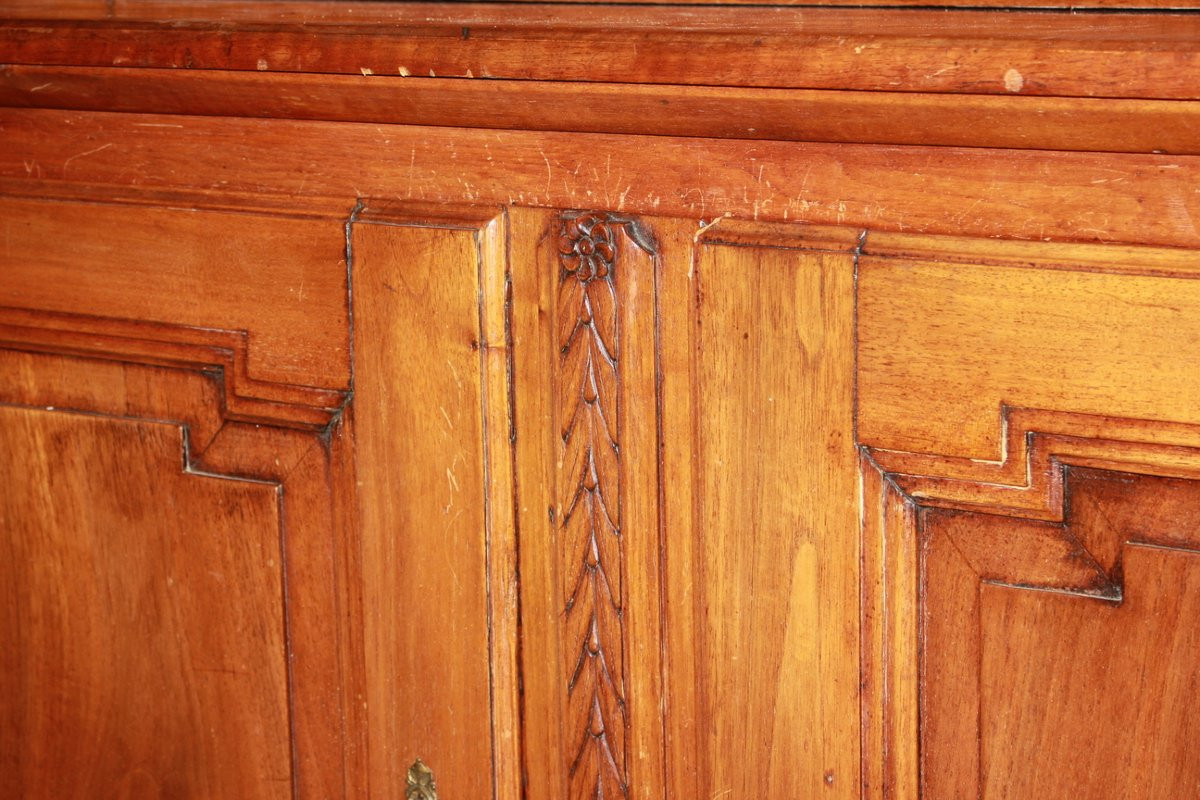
4 110 1199 249
0 405 291 799
4 65 1200 154
922 469 1200 799
350 204 520 800
2 5 1200 99
4 3 1200 799
0 346 361 798
0 194 352 393
666 224 862 797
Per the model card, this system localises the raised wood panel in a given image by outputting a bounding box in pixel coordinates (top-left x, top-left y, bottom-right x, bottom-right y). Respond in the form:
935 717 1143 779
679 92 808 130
921 468 1200 799
0 406 290 798
349 204 519 800
659 222 861 797
0 346 359 798
0 194 352 392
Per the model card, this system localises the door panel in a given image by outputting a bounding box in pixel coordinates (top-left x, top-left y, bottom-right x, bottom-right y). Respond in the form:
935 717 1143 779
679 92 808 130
0 185 360 797
923 469 1200 799
858 232 1200 800
0 405 291 798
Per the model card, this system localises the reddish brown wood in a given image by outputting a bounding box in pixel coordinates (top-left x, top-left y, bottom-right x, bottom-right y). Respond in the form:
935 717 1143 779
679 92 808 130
0 405 292 799
5 110 1200 249
512 206 666 800
2 7 1199 98
921 468 1200 799
0 194 353 394
653 221 863 797
0 347 360 798
6 4 1200 799
349 205 520 800
4 65 1199 154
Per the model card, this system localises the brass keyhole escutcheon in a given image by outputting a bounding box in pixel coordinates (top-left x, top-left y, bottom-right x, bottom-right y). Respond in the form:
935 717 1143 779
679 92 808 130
406 759 437 800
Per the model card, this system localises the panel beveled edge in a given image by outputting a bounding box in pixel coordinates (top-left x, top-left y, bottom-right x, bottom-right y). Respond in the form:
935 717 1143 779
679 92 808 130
858 229 1200 516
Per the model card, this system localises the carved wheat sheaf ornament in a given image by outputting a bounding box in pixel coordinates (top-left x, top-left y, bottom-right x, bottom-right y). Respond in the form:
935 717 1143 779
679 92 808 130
405 759 437 800
556 211 656 799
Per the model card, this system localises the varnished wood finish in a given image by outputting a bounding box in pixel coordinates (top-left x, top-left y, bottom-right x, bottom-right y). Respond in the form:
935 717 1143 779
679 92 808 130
513 207 665 799
0 346 359 798
0 405 291 799
3 6 1199 98
4 110 1200 249
922 469 1200 799
5 66 1200 154
0 193 352 395
659 222 862 797
5 3 1200 798
350 204 519 800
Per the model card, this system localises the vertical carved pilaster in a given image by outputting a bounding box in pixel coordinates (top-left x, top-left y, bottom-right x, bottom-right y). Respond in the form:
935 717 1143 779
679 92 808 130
555 211 654 798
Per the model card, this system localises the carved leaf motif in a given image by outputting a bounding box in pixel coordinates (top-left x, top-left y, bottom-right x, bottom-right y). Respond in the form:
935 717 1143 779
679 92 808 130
557 211 651 799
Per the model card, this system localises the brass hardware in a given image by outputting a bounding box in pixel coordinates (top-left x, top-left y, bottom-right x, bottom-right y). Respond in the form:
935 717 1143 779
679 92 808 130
406 759 437 800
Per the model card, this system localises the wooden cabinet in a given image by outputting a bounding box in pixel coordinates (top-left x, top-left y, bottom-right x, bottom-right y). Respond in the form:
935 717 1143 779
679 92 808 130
2 3 1199 798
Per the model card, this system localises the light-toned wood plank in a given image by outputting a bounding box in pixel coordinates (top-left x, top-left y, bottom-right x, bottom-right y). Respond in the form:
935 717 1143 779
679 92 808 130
661 222 860 796
860 460 919 800
351 209 514 799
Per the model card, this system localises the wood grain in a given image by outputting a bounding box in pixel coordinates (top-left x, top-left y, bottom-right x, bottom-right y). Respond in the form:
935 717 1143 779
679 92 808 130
921 468 1200 799
659 221 861 797
0 406 291 799
858 234 1200 462
5 66 1199 154
349 205 519 800
512 207 665 800
5 110 1200 249
0 194 353 393
2 6 1199 98
5 2 1200 796
859 460 919 800
0 343 360 798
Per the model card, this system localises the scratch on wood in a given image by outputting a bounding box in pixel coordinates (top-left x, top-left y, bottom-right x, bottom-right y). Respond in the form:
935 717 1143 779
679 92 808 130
62 142 113 172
